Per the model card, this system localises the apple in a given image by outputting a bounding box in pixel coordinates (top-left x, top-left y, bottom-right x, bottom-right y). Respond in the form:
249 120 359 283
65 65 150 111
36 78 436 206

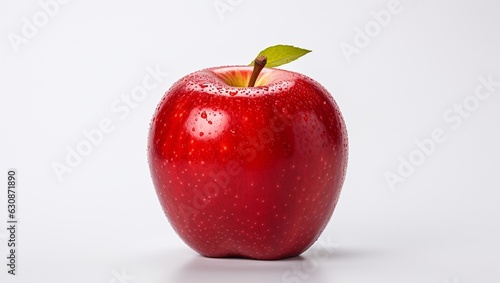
148 54 348 260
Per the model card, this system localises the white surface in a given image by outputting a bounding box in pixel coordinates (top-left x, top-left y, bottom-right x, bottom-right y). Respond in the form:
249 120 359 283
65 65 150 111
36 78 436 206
1 0 499 282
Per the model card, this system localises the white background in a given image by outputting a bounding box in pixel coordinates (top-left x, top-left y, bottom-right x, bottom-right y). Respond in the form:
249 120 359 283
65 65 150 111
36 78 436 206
1 0 500 282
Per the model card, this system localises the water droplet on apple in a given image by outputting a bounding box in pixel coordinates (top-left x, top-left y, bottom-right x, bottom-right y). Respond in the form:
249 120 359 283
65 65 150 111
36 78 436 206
199 132 204 137
229 90 238 96
201 111 207 119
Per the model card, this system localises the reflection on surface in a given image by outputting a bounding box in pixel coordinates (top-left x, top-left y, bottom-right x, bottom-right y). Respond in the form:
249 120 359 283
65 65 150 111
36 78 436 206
172 255 305 283
115 246 382 283
169 245 353 283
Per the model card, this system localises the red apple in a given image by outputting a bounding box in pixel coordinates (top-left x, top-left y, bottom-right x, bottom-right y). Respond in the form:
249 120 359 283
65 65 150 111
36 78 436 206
148 57 348 260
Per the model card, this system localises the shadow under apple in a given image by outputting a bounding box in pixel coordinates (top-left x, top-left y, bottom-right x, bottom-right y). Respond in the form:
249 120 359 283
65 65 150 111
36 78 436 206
169 246 376 283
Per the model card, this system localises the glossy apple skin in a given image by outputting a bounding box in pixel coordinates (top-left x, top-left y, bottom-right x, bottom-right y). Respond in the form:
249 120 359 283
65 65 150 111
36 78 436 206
148 66 348 260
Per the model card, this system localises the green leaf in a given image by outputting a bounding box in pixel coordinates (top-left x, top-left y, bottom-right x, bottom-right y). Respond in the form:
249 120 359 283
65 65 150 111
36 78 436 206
250 45 311 68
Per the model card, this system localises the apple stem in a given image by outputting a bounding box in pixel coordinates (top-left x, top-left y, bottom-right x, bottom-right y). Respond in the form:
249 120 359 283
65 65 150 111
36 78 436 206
248 55 267 87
